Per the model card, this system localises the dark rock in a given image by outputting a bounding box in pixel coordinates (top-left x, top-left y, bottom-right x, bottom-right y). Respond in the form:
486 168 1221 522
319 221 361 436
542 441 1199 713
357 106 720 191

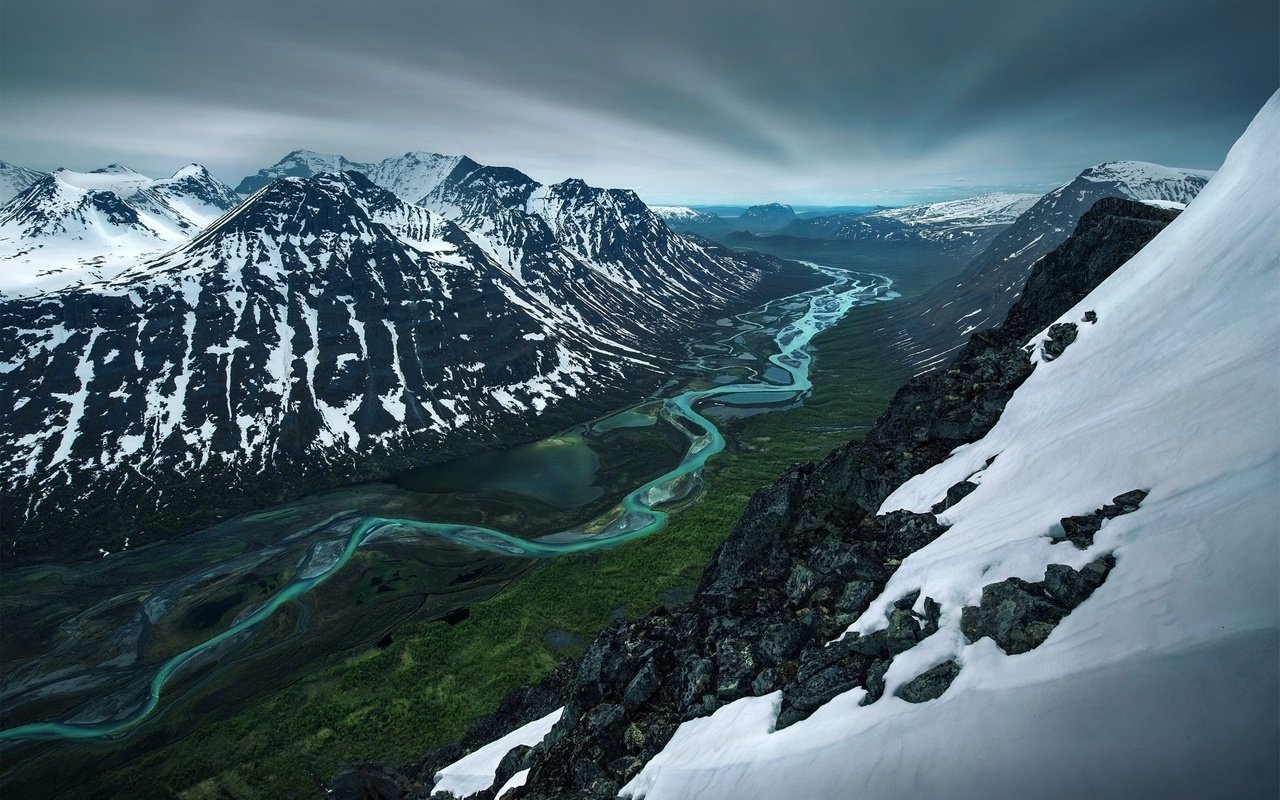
1041 322 1078 361
623 658 661 711
861 659 890 704
776 637 874 729
1052 489 1148 548
784 563 818 604
896 660 962 703
885 608 923 655
968 557 1116 655
1083 310 1097 323
972 578 1064 654
1043 563 1089 609
921 596 942 635
834 580 878 615
492 745 532 794
930 478 979 514
675 657 712 708
894 590 922 610
960 605 980 644
863 511 949 558
715 638 756 699
1081 554 1117 588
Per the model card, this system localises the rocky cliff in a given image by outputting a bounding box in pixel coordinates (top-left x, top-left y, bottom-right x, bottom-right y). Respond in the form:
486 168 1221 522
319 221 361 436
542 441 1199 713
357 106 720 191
326 195 1183 799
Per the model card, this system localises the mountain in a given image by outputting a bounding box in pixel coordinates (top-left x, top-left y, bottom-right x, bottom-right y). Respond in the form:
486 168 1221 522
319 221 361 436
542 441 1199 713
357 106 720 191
739 202 795 230
651 206 719 226
0 164 241 296
349 93 1277 800
241 150 785 346
236 149 467 201
878 160 1212 374
1 163 792 563
784 192 1039 259
0 160 46 204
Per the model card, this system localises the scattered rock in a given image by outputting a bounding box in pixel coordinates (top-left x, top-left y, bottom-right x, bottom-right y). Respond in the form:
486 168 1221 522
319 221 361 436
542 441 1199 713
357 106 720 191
1051 489 1148 548
964 557 1116 654
896 660 962 703
1041 322 1079 361
930 478 979 514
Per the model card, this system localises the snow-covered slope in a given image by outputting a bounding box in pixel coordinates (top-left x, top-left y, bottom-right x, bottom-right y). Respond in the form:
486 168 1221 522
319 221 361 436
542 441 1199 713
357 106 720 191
872 192 1038 229
651 205 719 225
880 160 1213 374
0 164 241 295
789 192 1038 252
0 160 47 204
622 93 1279 800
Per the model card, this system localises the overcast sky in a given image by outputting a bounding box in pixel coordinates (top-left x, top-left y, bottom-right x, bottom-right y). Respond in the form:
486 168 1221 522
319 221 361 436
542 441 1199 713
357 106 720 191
1 0 1275 204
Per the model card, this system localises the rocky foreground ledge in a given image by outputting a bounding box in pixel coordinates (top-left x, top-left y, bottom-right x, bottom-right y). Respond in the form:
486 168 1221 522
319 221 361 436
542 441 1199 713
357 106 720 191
327 197 1180 800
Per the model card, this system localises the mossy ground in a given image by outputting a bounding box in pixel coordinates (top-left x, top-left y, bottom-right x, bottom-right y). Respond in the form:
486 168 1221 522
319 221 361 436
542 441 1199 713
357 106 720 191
23 298 909 800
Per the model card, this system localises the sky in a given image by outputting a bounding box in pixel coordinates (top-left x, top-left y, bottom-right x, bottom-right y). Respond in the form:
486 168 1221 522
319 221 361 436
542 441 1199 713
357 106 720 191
1 0 1276 205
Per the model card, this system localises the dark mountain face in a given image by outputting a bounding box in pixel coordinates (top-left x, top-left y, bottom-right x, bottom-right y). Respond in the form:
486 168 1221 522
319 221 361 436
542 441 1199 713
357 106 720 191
739 203 796 230
1 165 794 563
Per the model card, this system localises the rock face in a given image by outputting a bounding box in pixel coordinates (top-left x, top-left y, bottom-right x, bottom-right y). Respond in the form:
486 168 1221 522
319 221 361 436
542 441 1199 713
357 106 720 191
0 166 790 564
0 159 47 204
879 168 1206 374
327 196 1182 799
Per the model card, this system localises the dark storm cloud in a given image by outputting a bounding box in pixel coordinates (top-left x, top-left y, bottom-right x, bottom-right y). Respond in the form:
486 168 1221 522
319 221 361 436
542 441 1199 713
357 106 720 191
1 0 1275 203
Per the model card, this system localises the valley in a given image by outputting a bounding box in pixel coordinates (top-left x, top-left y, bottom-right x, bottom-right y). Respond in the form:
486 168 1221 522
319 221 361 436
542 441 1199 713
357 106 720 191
0 258 908 798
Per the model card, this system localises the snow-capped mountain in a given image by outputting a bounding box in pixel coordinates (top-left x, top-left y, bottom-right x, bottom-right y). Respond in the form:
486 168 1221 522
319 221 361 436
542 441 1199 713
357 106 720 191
880 160 1213 374
0 160 46 204
651 206 719 226
0 164 241 296
1 160 785 563
241 150 775 346
235 149 465 202
789 192 1038 248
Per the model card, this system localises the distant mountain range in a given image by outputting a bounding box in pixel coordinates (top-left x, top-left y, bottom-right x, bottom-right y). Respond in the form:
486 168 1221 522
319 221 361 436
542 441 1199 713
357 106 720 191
877 161 1213 373
0 163 241 294
0 150 793 563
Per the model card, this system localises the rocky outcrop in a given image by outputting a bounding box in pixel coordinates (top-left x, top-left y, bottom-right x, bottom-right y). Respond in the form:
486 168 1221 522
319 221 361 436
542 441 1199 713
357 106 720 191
961 556 1118 654
328 197 1180 800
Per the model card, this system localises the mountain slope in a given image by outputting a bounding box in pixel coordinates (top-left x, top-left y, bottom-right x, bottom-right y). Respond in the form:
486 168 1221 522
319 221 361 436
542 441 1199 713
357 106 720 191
239 151 781 349
651 206 718 226
620 92 1278 800
366 95 1278 800
0 160 46 204
880 161 1212 374
0 165 241 296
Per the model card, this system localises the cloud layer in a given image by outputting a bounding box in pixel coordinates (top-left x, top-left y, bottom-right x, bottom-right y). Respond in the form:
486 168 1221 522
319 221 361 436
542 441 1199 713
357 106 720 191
1 0 1275 203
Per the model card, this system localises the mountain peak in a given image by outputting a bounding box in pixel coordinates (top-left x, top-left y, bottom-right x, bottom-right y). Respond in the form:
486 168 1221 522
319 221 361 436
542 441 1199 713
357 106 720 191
90 163 143 176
